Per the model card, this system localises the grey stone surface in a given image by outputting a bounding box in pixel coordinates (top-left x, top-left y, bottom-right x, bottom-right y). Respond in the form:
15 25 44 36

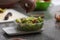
0 19 56 40
0 5 60 40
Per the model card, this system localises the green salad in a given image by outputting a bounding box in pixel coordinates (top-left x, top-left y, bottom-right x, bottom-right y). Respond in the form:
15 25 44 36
16 17 44 32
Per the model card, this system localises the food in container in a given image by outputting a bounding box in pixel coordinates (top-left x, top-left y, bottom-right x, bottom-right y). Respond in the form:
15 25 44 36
0 8 5 13
9 38 26 40
55 14 60 22
4 12 12 20
16 17 44 32
34 0 51 11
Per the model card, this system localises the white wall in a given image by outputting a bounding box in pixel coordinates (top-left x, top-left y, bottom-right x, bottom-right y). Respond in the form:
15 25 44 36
52 0 60 6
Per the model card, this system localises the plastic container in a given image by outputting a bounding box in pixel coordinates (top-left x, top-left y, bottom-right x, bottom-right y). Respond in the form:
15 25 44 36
34 1 51 11
17 22 43 32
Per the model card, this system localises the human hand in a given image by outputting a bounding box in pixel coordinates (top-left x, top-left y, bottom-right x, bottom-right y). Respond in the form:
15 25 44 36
19 0 36 13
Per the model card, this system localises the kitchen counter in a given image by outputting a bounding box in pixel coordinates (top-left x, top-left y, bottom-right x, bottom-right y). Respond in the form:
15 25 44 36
0 16 59 40
0 1 60 40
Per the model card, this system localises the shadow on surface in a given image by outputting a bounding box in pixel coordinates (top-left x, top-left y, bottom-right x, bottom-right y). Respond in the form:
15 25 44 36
3 32 55 40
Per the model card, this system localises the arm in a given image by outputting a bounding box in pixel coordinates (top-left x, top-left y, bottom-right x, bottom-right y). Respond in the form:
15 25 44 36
19 0 36 13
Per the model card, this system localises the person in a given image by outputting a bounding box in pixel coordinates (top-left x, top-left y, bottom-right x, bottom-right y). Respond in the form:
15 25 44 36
19 0 36 12
0 0 36 13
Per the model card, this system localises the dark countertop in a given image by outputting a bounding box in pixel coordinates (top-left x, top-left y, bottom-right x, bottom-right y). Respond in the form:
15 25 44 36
0 19 59 40
0 5 60 40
